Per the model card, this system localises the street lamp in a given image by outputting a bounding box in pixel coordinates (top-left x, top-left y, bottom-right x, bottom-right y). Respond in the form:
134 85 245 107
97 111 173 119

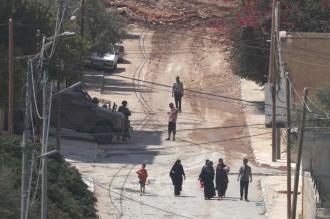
46 31 75 41
40 31 75 219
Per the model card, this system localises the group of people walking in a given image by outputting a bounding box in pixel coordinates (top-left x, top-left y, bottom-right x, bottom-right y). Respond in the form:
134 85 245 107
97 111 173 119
199 159 229 200
136 158 252 201
129 76 253 200
198 158 252 201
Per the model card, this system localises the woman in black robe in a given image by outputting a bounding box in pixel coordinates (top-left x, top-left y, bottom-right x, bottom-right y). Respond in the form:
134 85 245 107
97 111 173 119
200 161 215 200
215 158 229 200
170 159 185 196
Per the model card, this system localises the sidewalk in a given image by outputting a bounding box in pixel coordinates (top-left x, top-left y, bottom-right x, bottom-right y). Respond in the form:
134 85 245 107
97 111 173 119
240 79 301 219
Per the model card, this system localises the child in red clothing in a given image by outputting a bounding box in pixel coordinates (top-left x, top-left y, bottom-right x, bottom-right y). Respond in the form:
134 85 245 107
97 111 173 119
136 164 148 196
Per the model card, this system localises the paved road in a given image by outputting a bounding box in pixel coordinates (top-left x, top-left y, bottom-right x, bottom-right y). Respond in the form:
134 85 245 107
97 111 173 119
57 25 283 219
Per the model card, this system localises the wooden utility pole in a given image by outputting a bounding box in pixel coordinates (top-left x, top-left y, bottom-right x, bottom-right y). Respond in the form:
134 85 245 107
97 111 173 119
292 88 308 219
274 2 281 160
286 75 292 219
8 18 14 135
269 0 277 162
81 0 85 36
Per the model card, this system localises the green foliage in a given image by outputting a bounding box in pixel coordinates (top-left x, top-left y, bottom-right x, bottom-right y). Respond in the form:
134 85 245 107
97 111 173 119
0 0 127 106
314 84 330 111
0 0 52 108
84 1 127 54
0 166 21 218
292 84 330 128
0 135 97 219
230 26 269 85
230 0 330 85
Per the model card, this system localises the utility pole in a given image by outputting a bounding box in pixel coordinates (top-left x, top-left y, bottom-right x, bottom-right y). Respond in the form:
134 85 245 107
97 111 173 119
21 59 31 219
55 59 63 150
286 75 292 219
8 18 13 135
35 29 41 143
41 36 49 219
81 0 85 36
269 0 277 162
292 88 308 219
274 2 281 160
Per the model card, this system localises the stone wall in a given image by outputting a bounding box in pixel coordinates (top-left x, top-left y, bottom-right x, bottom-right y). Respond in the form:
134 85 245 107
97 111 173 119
302 131 330 194
282 33 330 102
303 171 330 219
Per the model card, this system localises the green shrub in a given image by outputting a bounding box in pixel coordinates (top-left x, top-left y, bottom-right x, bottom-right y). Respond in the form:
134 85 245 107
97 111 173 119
0 135 97 219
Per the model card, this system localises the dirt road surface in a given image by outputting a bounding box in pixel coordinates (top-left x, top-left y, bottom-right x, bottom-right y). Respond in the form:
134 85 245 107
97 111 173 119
55 23 286 219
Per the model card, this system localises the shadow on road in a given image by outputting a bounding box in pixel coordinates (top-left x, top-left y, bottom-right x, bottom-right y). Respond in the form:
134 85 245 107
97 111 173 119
125 33 140 40
118 59 131 64
59 131 162 165
104 67 126 74
102 77 150 95
99 130 162 165
248 101 265 114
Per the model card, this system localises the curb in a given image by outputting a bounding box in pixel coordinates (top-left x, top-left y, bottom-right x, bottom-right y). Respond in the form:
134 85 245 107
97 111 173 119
252 149 289 170
239 79 295 171
252 148 296 171
260 179 269 219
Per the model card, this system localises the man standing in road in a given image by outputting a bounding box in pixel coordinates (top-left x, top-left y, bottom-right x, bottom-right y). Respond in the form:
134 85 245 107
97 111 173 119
166 103 178 141
118 100 131 141
172 76 184 113
237 158 252 201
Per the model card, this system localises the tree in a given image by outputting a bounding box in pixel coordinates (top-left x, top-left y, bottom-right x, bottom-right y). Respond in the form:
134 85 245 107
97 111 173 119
228 0 330 84
0 135 97 218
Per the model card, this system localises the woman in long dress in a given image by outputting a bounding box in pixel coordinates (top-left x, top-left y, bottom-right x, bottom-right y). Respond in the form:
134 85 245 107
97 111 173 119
200 161 215 199
216 158 229 200
169 159 185 196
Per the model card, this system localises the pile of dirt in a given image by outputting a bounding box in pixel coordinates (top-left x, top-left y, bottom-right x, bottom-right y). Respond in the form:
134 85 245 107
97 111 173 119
106 0 235 27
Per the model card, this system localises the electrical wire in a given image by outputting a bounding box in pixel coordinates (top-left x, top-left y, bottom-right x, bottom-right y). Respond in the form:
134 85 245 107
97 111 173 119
109 73 328 117
47 0 68 58
29 159 41 209
25 151 35 219
29 60 43 119
306 97 330 120
45 85 53 154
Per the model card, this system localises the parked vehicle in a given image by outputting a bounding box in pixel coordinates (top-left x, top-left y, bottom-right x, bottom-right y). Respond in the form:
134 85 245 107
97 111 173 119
51 87 125 144
90 51 119 69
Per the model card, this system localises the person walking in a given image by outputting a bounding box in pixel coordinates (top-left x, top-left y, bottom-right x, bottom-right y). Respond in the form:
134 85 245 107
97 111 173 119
166 103 178 141
200 161 215 200
118 100 131 141
169 159 185 196
136 164 148 196
172 76 184 112
237 158 252 201
215 158 230 200
198 159 209 188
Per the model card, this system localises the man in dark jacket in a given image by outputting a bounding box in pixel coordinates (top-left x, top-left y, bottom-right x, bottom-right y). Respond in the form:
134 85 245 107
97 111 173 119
118 100 131 141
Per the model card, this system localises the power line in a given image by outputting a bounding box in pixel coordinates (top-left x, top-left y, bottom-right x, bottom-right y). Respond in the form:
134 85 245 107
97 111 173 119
109 73 328 117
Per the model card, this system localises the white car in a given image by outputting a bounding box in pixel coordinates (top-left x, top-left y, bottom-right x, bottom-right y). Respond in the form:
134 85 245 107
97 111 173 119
90 52 119 69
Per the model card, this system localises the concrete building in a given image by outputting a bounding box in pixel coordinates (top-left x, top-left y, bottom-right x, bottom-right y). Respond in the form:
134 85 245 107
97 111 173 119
281 32 330 102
